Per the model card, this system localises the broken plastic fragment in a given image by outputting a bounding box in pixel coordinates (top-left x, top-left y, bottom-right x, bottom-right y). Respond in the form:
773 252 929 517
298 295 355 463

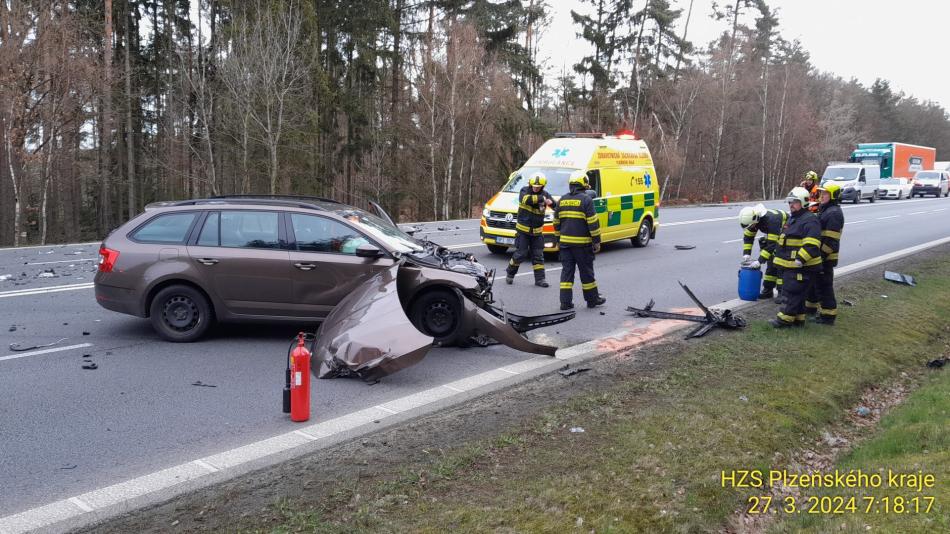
81 363 98 370
674 244 696 250
559 367 591 378
569 427 585 433
883 271 916 286
9 338 68 351
191 380 217 387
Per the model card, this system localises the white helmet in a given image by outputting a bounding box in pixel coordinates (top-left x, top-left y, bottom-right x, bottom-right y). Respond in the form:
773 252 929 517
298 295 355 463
786 186 810 205
738 207 758 227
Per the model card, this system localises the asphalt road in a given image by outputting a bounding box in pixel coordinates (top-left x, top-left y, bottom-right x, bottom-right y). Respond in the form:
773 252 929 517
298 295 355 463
1 196 949 516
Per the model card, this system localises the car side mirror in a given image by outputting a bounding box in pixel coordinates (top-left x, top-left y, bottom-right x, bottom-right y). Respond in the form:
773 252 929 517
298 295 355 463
355 244 384 259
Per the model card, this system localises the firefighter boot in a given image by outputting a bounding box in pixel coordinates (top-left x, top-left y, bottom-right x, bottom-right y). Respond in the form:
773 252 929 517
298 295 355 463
587 296 606 308
769 317 795 329
758 288 774 299
560 302 574 310
812 314 836 326
536 279 549 288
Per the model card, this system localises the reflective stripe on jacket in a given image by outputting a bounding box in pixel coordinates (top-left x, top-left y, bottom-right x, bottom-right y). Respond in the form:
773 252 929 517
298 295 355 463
817 202 844 267
742 209 787 261
516 186 553 234
773 209 822 270
554 190 600 247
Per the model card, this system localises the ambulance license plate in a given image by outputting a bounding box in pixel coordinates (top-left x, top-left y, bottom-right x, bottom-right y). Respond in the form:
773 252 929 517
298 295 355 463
496 237 515 245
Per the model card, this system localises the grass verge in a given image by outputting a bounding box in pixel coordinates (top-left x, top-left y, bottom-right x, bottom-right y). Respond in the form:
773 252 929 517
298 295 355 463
254 254 950 533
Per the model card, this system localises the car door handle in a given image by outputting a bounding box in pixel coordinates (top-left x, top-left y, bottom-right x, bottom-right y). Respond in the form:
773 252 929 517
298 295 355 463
293 262 316 271
196 258 219 265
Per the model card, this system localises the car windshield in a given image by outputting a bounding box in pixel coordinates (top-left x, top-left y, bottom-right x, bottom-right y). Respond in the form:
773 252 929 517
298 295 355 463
503 166 577 197
821 167 860 181
336 208 423 254
880 178 902 185
915 171 940 181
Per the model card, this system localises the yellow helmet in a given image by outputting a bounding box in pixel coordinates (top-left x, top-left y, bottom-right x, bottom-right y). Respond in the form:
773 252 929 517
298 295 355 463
803 170 818 183
818 182 842 202
568 170 589 189
528 173 547 187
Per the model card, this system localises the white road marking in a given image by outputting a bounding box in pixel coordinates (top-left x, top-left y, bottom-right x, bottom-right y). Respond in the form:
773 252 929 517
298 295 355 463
374 405 399 415
498 368 519 375
722 238 743 243
849 220 867 224
442 384 464 393
933 208 948 212
663 216 734 226
876 215 900 220
67 498 94 513
25 258 96 265
515 266 563 278
0 283 94 298
0 343 93 363
908 211 928 215
192 459 220 472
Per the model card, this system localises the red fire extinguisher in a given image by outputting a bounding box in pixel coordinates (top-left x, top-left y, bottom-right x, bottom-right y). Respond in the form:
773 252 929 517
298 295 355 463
289 332 311 422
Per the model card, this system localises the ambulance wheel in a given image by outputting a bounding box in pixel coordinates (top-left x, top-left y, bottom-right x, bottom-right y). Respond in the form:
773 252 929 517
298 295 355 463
149 284 214 342
631 219 652 248
410 289 462 346
487 244 509 255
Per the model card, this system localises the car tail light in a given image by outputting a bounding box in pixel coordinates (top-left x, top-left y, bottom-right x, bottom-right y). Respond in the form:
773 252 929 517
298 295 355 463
98 247 120 273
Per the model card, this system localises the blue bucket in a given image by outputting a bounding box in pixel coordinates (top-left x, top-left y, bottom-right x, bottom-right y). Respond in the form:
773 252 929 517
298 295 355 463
738 267 763 301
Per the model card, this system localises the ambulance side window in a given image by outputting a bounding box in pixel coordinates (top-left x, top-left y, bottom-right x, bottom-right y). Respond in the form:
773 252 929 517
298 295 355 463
587 169 601 195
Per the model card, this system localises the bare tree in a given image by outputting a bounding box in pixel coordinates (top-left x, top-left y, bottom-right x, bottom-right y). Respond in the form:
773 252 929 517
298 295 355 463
220 1 310 194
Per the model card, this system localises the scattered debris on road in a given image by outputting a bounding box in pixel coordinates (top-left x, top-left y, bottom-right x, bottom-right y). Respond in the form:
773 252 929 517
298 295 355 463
674 244 696 250
8 338 68 352
60 464 77 470
37 269 57 278
880 295 888 299
558 366 591 378
884 270 916 286
739 395 748 402
569 427 585 433
82 331 90 336
626 281 747 338
8 325 16 332
842 299 855 307
81 362 98 370
855 406 871 417
0 274 11 281
191 380 217 387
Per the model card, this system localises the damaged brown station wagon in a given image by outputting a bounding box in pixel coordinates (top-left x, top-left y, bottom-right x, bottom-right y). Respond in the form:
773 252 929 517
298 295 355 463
94 196 573 377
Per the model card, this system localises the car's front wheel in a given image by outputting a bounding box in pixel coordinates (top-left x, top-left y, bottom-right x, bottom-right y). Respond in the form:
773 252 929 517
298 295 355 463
897 191 903 199
149 284 214 342
410 289 462 346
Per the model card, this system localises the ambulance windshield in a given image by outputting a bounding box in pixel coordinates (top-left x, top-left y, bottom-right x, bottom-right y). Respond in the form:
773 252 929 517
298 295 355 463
503 167 576 197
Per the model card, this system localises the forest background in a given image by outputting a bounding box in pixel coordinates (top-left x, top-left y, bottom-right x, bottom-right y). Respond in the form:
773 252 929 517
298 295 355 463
3 0 949 246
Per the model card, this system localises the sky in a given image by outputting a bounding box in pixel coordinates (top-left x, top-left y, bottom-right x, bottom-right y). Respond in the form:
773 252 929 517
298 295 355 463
537 0 950 108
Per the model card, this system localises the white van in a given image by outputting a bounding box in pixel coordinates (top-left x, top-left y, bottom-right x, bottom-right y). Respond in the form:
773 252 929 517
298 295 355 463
820 163 881 203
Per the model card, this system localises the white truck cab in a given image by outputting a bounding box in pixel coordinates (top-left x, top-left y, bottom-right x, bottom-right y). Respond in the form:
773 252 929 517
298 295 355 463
821 163 881 203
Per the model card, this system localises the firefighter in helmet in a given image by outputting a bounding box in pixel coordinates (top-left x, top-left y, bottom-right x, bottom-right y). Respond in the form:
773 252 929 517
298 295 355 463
801 170 821 212
506 172 554 287
554 171 605 310
738 203 788 299
770 186 822 328
805 182 845 325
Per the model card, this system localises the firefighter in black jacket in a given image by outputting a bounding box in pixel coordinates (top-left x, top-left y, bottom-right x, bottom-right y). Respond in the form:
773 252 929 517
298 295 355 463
554 171 606 310
738 203 788 299
506 173 554 287
805 183 845 325
770 186 823 328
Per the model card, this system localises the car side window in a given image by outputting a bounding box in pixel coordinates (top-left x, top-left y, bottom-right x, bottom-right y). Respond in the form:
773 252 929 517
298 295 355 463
858 169 866 183
290 214 368 255
130 212 197 244
197 212 219 246
219 211 280 249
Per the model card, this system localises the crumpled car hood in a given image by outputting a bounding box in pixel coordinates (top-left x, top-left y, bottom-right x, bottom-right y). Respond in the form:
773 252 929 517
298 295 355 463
312 262 574 381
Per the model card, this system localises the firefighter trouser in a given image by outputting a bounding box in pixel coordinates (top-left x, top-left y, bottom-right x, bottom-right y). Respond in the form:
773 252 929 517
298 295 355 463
777 269 815 324
806 266 837 322
763 260 782 292
559 246 598 305
507 232 545 282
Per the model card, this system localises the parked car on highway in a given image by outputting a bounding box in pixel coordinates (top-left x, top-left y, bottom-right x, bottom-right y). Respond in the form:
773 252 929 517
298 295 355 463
877 177 914 199
94 196 573 375
911 170 950 197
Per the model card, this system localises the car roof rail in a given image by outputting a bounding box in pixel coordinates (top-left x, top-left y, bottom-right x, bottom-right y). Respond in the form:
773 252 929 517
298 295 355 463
208 194 342 204
168 197 334 211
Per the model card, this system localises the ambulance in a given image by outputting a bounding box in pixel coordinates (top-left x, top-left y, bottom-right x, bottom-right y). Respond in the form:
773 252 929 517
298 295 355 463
480 131 660 254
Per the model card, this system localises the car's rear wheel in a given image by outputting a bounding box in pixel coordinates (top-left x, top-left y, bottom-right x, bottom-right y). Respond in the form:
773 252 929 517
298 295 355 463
631 219 652 248
869 193 876 203
487 244 509 255
410 289 462 346
149 284 214 342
